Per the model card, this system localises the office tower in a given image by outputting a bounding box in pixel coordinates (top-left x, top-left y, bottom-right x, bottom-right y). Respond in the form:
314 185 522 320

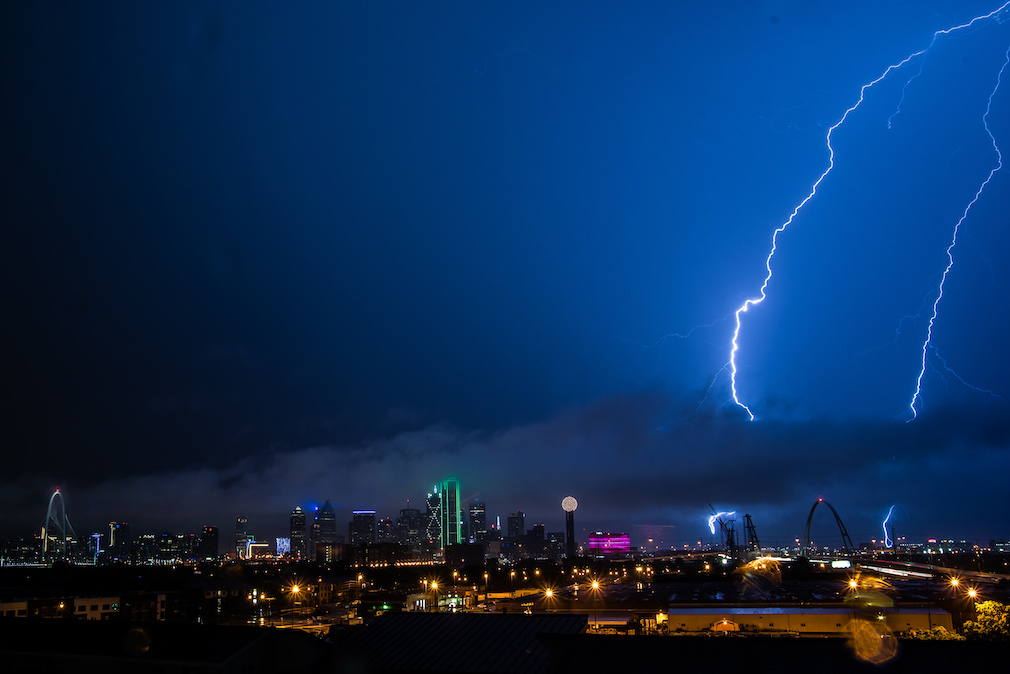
547 531 565 559
469 500 487 544
440 478 461 548
197 525 218 561
235 515 248 556
350 510 377 546
108 521 130 563
507 511 525 541
398 508 424 550
529 523 545 557
426 490 441 545
376 516 395 543
290 506 307 558
317 500 338 543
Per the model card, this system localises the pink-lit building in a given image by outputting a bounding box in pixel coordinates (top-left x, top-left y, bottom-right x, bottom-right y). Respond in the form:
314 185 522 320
586 532 631 557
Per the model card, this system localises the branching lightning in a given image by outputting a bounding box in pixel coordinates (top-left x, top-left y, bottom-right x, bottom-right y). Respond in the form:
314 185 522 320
908 42 1010 419
708 511 735 535
729 3 1010 420
881 505 895 549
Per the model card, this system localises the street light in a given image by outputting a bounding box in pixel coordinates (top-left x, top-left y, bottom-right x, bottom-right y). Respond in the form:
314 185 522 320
590 580 601 629
431 581 439 612
484 572 489 603
289 584 303 623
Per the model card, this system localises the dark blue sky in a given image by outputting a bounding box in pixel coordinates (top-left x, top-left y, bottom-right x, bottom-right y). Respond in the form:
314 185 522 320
3 2 1010 548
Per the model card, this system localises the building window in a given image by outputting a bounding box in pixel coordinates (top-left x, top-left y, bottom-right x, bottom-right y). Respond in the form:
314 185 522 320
801 623 806 627
102 604 110 611
91 605 98 611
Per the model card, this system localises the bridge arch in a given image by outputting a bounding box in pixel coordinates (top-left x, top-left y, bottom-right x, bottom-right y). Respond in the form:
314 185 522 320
801 498 854 557
41 490 76 561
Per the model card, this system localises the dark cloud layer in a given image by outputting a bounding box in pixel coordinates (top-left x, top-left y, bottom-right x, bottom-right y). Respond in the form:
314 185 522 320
4 392 1007 547
3 3 1009 551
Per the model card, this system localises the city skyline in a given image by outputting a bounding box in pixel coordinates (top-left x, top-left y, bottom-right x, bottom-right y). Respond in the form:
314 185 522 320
8 482 1008 558
3 3 1010 548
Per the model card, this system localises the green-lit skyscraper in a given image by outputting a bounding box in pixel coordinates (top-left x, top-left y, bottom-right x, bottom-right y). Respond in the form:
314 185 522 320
439 477 461 549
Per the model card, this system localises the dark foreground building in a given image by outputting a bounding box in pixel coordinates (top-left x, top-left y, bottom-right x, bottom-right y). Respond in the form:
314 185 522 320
329 613 1010 674
0 618 328 673
331 612 588 673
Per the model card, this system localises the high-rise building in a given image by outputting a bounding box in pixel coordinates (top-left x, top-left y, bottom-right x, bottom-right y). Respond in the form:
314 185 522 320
529 523 545 557
350 511 377 546
376 516 395 543
440 478 461 549
398 508 424 550
317 500 338 543
108 521 130 563
235 515 248 556
507 511 525 541
425 490 441 545
289 506 307 558
469 501 487 544
197 525 218 560
547 531 565 559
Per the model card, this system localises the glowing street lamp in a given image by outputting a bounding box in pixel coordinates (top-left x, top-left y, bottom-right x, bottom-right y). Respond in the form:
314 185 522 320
590 580 602 628
289 584 303 622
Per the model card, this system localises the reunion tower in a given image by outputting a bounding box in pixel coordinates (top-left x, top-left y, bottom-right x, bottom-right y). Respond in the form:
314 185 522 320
562 496 577 559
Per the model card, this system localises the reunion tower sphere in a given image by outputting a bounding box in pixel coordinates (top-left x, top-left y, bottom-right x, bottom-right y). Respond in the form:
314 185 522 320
562 496 578 512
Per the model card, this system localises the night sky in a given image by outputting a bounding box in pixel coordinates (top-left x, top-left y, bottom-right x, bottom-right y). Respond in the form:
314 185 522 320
3 2 1010 549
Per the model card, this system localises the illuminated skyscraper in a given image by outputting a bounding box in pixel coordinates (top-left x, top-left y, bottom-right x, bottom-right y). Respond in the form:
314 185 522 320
108 521 130 563
376 516 395 543
235 515 248 556
398 508 424 550
440 478 461 549
350 510 376 546
317 500 337 543
290 506 307 558
507 511 525 541
469 500 487 544
198 525 218 561
426 490 441 545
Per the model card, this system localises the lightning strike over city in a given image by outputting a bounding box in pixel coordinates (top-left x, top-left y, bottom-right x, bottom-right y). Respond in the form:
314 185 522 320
708 511 736 535
882 505 895 549
729 2 1010 421
5 5 1010 649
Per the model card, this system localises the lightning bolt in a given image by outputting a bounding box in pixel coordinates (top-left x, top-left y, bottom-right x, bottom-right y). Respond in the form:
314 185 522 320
729 3 1010 421
908 42 1010 419
882 505 895 549
929 346 1005 400
708 511 735 535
